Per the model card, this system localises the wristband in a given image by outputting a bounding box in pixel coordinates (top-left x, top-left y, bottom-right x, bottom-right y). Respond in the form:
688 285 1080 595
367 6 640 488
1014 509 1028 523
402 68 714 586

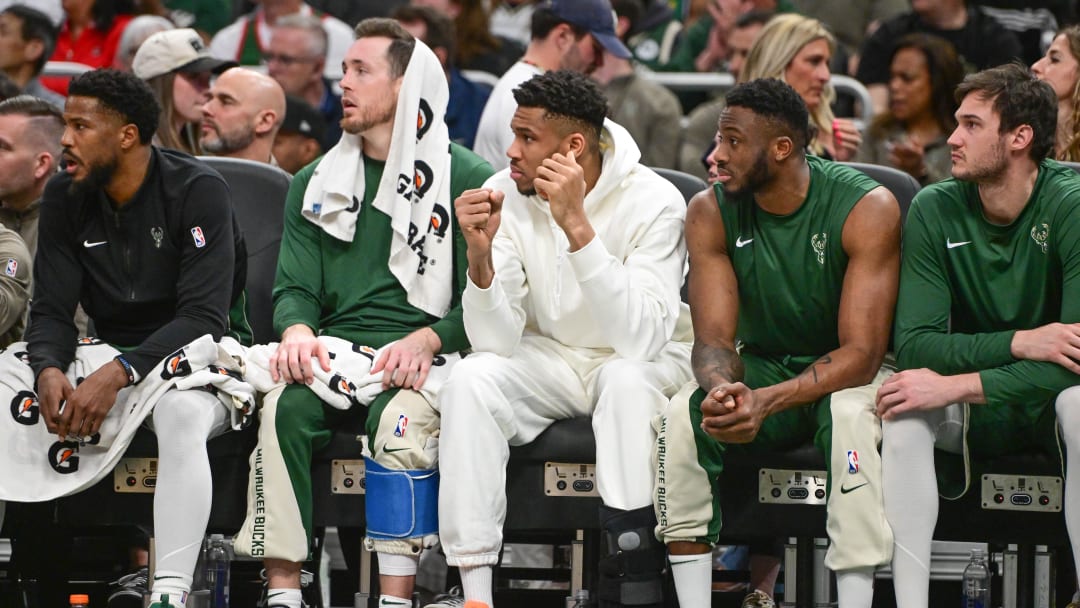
114 355 136 387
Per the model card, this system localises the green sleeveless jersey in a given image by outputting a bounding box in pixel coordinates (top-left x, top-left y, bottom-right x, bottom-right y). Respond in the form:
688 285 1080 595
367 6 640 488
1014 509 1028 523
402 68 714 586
716 155 878 359
895 158 1080 407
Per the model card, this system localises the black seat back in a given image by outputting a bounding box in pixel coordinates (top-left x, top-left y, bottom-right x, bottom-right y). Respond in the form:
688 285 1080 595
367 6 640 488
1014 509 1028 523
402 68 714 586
841 161 921 221
198 157 292 344
651 166 709 204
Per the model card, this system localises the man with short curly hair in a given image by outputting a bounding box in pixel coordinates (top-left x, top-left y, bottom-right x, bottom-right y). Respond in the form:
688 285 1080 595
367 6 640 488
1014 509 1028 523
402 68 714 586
26 68 250 608
436 69 693 608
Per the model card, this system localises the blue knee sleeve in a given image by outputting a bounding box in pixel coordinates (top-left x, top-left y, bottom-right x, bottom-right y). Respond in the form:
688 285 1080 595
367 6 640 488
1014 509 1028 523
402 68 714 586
363 457 439 540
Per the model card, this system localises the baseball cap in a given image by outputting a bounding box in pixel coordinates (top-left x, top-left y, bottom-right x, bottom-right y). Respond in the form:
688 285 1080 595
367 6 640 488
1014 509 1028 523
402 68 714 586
132 28 236 80
543 0 631 60
280 96 327 144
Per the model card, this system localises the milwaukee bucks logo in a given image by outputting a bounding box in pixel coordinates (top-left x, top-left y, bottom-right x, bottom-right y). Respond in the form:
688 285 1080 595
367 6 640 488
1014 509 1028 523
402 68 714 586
811 233 827 265
1030 223 1049 254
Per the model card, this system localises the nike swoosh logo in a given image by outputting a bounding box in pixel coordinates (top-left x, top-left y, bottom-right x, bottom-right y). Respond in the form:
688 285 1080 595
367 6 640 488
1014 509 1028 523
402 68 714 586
383 445 409 454
840 482 868 494
154 575 183 580
345 196 360 213
83 240 107 248
735 236 753 248
946 239 971 249
380 599 410 606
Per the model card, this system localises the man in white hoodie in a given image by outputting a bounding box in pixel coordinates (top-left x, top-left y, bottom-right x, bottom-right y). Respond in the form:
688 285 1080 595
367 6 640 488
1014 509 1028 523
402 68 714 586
436 69 693 608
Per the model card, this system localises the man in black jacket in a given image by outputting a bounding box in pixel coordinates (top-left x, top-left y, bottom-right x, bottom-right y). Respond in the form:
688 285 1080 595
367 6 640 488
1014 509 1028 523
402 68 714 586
26 68 248 608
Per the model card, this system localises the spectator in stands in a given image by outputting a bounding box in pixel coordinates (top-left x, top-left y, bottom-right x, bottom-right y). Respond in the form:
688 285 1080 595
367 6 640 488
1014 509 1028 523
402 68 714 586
266 14 341 150
438 69 692 608
28 67 249 608
393 4 491 149
0 95 62 257
791 0 908 74
0 5 65 107
231 19 493 608
43 0 136 95
112 13 172 71
490 0 535 48
132 27 235 154
413 0 523 77
592 1 681 169
856 33 964 185
0 96 45 346
744 13 862 160
162 0 231 39
1032 25 1080 162
665 0 752 74
879 63 1080 608
855 0 1023 115
656 77 900 608
209 0 354 81
617 0 683 71
199 66 285 163
473 0 631 170
0 70 19 99
678 9 770 179
305 0 408 26
272 94 325 174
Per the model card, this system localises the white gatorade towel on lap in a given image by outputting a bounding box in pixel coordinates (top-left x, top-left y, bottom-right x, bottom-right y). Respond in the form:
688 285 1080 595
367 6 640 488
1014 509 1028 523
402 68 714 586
242 336 460 409
300 39 454 318
0 335 254 502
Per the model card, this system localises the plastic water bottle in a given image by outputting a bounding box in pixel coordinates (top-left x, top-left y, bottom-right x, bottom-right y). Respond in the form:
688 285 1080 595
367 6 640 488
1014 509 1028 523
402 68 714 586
205 534 230 607
69 594 90 608
962 549 991 608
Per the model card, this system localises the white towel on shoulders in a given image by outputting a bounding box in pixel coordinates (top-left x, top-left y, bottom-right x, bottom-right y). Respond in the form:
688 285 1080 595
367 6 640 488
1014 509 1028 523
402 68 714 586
301 39 455 318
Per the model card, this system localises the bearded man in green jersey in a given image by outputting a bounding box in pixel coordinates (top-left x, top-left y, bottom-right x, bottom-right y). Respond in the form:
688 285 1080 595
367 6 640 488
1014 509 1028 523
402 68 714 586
654 77 902 608
878 62 1080 608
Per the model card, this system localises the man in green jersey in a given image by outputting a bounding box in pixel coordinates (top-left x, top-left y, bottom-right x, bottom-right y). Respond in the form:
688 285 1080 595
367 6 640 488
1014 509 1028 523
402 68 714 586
654 78 902 608
232 19 493 608
878 63 1080 608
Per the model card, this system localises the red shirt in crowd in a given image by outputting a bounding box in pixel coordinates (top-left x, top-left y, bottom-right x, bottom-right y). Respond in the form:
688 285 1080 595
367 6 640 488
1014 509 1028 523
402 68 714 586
42 14 133 95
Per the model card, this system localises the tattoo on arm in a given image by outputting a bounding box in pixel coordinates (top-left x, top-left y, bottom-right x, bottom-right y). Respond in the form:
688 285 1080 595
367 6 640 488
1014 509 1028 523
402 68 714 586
804 354 833 383
692 342 745 390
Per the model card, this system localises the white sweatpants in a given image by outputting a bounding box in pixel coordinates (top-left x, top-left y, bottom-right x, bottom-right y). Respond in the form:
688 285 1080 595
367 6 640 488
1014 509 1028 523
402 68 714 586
438 335 692 567
883 387 1080 608
146 389 230 581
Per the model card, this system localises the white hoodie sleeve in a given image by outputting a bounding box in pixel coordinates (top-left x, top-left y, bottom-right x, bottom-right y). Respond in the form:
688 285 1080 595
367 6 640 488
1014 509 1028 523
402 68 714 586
567 210 686 361
462 232 529 357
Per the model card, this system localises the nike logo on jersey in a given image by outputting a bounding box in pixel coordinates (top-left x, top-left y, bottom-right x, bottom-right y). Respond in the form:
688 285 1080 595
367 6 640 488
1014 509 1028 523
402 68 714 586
735 236 753 248
946 239 971 249
839 482 868 494
383 445 409 454
83 240 107 248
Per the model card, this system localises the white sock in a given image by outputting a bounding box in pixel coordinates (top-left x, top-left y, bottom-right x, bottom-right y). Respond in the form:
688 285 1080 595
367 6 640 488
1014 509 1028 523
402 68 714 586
460 565 494 606
266 587 302 608
835 567 874 608
149 590 187 607
882 417 938 608
378 594 411 606
378 551 419 576
669 552 712 608
150 570 192 601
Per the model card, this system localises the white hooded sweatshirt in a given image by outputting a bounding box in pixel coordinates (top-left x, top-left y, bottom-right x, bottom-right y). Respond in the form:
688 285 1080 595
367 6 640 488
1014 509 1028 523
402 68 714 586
462 119 692 362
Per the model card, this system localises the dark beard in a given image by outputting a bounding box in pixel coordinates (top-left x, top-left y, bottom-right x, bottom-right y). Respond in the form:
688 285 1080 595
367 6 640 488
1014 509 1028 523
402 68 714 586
720 149 770 199
67 157 118 199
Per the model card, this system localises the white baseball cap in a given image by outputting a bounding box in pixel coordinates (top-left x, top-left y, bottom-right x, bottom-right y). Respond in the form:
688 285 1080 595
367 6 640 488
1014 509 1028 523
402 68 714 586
132 28 236 80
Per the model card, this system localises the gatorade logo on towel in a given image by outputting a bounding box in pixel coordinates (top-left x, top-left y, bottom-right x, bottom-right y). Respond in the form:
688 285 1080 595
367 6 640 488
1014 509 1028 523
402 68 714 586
9 390 39 426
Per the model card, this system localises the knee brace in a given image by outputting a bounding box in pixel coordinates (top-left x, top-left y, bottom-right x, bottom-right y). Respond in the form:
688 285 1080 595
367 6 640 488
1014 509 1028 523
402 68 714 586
363 457 439 540
597 505 666 607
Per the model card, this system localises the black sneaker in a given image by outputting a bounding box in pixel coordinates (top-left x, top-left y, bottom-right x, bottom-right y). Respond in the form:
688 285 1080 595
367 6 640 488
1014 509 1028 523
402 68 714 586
106 567 148 608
